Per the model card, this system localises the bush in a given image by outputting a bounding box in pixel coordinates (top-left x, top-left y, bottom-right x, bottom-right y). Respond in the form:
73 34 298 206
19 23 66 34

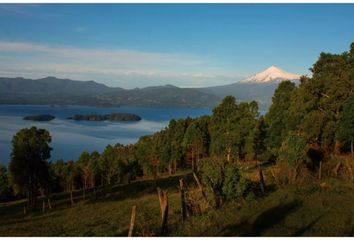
222 163 241 200
199 157 266 206
278 131 308 167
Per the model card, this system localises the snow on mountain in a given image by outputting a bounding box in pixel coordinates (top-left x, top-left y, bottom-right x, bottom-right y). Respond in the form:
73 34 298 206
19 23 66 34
240 65 301 84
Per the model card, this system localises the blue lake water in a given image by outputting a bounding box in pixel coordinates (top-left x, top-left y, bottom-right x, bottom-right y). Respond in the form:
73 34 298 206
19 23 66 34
0 105 211 165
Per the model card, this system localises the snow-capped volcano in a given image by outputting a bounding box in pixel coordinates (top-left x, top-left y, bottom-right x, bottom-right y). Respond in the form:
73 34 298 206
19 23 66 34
240 65 301 84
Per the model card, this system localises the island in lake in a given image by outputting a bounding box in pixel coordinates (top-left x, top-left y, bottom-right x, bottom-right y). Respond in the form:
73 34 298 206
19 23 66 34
23 114 55 121
67 113 141 121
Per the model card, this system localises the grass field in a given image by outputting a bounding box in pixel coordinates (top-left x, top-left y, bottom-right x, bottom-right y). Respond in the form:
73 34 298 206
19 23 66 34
0 170 353 236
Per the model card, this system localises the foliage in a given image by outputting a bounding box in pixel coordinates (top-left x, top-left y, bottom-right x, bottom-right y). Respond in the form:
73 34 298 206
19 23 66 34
199 157 243 206
278 131 308 167
0 164 11 202
182 116 210 171
210 96 259 162
9 127 52 209
265 81 296 155
245 116 268 161
222 162 241 200
287 43 353 151
336 94 354 153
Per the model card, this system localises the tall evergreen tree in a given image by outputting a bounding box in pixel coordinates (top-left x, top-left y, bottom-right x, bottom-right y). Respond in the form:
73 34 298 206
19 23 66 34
336 94 354 155
265 81 296 155
9 127 52 210
0 164 11 202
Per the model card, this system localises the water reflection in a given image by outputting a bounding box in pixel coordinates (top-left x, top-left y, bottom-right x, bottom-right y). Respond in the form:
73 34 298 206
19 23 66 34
0 105 211 164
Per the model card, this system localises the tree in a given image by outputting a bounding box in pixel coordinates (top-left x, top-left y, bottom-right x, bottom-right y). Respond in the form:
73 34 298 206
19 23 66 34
235 101 259 160
287 43 353 152
182 116 210 171
336 94 354 155
168 118 192 172
9 127 52 210
265 81 296 155
77 151 91 190
66 160 78 193
135 136 156 178
199 157 241 208
88 151 100 187
210 96 240 162
210 96 259 162
50 159 68 192
278 131 308 182
99 145 118 185
155 130 172 174
0 164 11 202
245 116 268 162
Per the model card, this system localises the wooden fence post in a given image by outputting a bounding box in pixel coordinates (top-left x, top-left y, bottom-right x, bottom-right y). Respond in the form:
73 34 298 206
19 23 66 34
157 187 163 218
193 172 211 208
346 158 354 181
179 179 187 221
42 200 46 213
70 191 74 207
259 165 266 193
128 205 137 237
47 197 52 209
157 188 169 235
333 162 341 176
161 191 169 236
23 204 27 215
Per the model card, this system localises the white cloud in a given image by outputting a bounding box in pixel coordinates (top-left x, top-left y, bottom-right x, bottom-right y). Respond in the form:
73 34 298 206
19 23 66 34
0 41 245 88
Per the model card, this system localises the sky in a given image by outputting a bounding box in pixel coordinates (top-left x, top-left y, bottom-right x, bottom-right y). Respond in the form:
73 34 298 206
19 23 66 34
0 4 353 88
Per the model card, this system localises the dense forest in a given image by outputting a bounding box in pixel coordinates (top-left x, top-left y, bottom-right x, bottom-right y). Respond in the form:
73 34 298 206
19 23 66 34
0 43 353 236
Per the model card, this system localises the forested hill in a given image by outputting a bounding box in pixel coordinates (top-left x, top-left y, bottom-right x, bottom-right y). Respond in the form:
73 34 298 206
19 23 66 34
0 77 220 108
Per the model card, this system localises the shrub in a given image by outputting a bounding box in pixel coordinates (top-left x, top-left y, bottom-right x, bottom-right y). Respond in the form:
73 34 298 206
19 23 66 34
199 157 264 206
222 163 241 200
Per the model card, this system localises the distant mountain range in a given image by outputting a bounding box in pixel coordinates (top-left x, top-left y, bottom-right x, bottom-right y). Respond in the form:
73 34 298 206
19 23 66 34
0 66 301 110
0 76 219 108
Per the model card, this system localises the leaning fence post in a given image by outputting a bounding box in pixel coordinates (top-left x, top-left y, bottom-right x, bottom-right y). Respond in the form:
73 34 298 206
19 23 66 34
70 191 74 207
42 200 46 213
157 187 163 218
160 191 169 236
193 172 211 208
259 165 266 193
346 158 354 181
47 197 52 209
179 179 187 221
128 205 137 237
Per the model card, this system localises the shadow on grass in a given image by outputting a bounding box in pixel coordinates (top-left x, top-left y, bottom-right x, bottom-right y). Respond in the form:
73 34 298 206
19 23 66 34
291 214 324 236
0 172 192 228
92 173 193 204
0 212 60 227
219 200 302 236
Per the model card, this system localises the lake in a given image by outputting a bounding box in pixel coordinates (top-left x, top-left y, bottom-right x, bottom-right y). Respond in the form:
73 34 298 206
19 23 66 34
0 105 211 165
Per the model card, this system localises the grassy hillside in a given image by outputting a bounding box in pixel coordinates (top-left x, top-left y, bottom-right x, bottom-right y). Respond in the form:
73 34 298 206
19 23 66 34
0 168 353 237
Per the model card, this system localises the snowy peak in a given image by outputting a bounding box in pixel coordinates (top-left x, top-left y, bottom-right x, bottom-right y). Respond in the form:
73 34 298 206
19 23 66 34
240 65 301 84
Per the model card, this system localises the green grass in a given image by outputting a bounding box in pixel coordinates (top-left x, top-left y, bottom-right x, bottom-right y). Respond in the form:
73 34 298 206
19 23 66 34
174 179 354 236
0 171 353 236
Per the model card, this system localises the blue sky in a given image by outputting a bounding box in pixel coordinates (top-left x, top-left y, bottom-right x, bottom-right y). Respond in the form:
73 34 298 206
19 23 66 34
0 4 353 88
